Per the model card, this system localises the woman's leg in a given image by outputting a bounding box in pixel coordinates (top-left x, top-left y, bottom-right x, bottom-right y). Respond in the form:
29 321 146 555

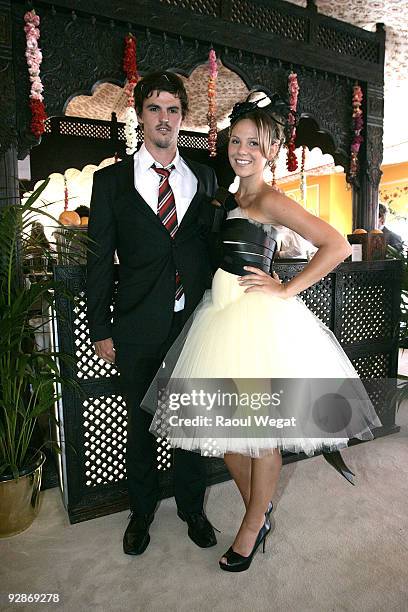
223 453 252 509
221 450 282 562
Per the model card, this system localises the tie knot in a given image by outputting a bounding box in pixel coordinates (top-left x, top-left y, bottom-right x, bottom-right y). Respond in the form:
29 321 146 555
152 165 174 179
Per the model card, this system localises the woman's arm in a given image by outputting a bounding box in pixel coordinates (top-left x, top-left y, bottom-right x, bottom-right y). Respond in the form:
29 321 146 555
241 190 351 298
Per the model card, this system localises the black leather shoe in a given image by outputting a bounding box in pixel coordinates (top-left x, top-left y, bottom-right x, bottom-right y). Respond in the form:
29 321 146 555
123 512 155 555
177 510 218 548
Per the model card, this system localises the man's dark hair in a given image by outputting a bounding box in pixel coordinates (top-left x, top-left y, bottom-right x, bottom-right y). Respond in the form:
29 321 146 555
134 71 188 119
379 203 387 217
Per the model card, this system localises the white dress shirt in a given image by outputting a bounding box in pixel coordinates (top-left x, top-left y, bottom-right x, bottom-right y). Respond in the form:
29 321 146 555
133 144 198 310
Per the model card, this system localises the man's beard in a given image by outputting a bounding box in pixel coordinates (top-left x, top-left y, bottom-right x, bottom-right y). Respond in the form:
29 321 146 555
154 137 172 149
152 128 174 149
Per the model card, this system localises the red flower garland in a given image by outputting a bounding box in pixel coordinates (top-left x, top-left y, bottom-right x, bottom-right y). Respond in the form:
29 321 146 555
286 141 298 173
29 98 47 138
122 34 139 154
64 176 69 212
287 72 299 172
207 49 218 157
24 10 47 137
350 83 364 178
123 34 138 83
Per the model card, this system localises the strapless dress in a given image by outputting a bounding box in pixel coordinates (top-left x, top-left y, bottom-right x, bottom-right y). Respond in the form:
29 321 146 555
142 207 381 458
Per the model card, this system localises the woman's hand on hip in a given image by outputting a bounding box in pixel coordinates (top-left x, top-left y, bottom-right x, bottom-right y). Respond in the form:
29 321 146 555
238 266 287 298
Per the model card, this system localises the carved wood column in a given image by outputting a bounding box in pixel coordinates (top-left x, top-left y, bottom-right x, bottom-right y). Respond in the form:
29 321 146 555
0 145 19 209
0 0 19 209
352 82 384 230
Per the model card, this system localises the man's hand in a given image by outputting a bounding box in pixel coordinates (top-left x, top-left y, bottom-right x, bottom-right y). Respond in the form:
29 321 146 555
94 338 115 364
211 197 222 207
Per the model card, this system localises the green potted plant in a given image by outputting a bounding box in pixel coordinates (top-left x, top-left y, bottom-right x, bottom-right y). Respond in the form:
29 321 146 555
0 180 78 537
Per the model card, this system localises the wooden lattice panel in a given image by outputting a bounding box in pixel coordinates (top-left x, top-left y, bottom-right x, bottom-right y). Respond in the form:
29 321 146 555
157 438 173 471
347 356 393 425
59 120 111 139
178 133 209 149
73 292 117 380
316 24 378 63
117 124 126 142
83 395 127 486
231 0 307 41
160 0 218 17
298 277 332 327
275 264 332 327
340 273 393 344
350 352 391 379
44 117 208 151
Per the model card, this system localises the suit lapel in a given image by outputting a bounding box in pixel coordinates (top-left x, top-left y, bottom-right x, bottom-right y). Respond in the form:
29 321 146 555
122 155 169 235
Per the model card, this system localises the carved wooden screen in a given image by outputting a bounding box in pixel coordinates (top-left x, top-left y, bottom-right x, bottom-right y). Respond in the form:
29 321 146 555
54 260 401 523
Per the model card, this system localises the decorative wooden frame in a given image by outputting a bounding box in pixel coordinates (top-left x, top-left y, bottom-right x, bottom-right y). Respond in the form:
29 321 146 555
1 0 385 227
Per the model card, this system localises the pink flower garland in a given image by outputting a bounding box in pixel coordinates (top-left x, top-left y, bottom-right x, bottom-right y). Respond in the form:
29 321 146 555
122 34 139 155
207 49 218 157
24 10 47 138
287 72 299 172
350 83 364 178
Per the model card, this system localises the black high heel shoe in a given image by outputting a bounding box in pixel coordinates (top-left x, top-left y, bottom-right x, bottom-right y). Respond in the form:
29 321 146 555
265 501 273 517
219 518 271 573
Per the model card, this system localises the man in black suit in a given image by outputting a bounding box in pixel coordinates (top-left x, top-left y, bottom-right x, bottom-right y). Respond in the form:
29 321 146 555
378 203 404 252
87 71 218 555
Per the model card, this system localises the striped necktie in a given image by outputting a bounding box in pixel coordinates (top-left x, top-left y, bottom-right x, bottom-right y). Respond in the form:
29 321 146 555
152 165 184 302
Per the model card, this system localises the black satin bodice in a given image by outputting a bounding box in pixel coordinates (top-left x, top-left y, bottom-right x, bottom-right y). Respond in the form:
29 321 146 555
219 218 279 276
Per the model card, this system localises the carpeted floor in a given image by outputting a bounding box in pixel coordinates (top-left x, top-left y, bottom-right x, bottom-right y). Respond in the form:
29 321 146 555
2 397 408 611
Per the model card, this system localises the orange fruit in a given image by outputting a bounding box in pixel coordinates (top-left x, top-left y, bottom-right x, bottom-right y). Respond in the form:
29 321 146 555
59 211 81 226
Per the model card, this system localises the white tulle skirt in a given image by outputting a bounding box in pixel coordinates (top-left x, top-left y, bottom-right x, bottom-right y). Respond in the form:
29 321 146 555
143 268 381 457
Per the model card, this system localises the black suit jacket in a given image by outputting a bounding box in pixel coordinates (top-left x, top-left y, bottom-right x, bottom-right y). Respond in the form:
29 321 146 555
86 154 218 345
383 226 404 252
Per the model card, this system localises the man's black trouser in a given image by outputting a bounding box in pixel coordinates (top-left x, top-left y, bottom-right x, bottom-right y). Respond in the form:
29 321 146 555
115 312 207 515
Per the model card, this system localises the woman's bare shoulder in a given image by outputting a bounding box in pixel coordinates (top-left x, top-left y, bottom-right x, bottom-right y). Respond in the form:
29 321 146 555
258 185 301 222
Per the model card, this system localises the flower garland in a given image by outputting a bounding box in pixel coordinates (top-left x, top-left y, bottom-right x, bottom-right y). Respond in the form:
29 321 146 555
350 83 364 178
24 10 47 138
207 49 218 157
270 160 277 188
123 34 139 155
286 72 299 172
300 145 307 205
64 176 68 211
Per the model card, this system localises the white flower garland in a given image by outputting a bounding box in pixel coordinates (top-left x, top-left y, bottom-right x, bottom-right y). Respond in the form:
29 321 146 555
125 106 138 155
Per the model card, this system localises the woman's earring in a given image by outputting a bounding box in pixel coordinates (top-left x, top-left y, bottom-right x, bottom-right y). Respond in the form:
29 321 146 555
268 159 277 188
